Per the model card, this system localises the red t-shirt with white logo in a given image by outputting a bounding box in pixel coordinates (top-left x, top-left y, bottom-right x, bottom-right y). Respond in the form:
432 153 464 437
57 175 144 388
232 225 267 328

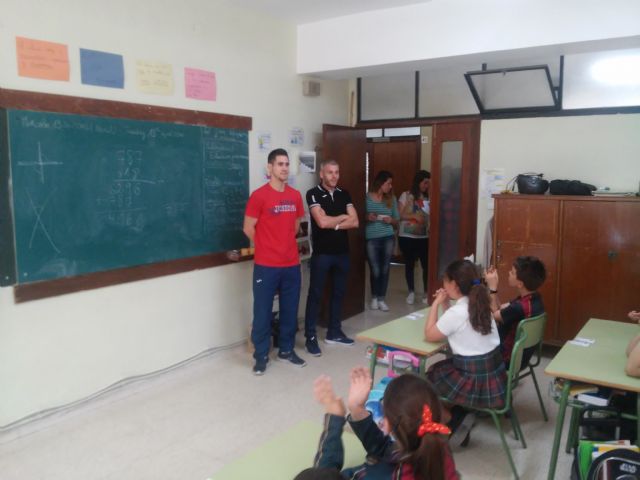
245 183 304 267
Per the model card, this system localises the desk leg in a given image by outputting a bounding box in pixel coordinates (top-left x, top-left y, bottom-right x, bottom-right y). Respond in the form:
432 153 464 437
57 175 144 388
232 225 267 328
636 392 640 447
548 380 571 480
419 356 427 376
369 344 379 387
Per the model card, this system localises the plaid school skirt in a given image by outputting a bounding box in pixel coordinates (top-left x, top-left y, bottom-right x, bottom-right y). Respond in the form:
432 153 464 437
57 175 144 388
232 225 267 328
427 347 507 409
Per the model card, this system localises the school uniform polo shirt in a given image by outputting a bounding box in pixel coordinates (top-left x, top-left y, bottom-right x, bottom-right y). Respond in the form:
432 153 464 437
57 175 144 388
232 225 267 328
436 296 500 356
498 292 545 365
306 184 353 255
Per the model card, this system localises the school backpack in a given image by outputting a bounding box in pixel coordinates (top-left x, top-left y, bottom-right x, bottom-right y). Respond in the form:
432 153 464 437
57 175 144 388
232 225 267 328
365 351 420 427
587 448 640 479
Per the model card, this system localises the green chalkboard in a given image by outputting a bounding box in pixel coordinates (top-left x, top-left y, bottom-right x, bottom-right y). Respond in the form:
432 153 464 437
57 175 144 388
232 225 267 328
1 109 249 285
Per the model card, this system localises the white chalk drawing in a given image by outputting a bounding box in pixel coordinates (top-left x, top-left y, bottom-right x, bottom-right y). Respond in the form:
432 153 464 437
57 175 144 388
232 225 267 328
17 142 63 184
26 190 60 253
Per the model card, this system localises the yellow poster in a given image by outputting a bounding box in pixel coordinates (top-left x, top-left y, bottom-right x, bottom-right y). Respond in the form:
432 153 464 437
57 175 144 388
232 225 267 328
136 60 174 95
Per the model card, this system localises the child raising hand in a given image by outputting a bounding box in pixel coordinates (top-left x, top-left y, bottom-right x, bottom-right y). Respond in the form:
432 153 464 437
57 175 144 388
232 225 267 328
298 368 459 480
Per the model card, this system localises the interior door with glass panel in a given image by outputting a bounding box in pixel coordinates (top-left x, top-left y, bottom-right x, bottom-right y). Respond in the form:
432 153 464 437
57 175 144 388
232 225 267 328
427 121 480 300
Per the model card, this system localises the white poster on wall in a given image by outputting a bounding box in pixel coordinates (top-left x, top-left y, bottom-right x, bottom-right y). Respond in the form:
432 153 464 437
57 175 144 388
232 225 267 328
289 127 304 146
481 168 506 210
257 132 272 152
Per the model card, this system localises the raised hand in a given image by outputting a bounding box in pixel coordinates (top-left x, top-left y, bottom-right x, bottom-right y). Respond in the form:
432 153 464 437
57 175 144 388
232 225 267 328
347 366 372 420
484 265 499 290
313 374 346 417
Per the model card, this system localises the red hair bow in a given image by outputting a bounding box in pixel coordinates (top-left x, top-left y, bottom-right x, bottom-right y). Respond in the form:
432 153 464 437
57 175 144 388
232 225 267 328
417 404 451 437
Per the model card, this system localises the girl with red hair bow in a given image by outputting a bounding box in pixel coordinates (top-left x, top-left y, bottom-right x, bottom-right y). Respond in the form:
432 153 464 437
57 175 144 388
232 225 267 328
296 368 459 480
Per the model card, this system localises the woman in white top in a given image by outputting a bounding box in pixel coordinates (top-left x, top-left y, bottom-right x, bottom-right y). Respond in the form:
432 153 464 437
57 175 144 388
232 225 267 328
398 170 430 305
424 259 507 410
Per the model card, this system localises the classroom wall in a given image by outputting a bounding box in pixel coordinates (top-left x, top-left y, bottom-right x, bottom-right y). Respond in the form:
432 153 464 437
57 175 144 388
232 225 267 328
0 0 348 426
475 113 640 266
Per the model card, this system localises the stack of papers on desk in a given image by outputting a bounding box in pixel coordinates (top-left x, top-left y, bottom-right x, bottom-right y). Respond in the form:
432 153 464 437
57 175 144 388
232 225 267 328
568 336 595 347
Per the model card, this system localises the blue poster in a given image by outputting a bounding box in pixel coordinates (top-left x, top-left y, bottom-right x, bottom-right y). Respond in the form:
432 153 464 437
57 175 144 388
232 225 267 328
80 48 124 89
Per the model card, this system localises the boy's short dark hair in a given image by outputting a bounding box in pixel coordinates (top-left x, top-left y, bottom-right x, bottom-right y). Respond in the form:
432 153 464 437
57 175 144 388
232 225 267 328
267 148 289 164
294 467 343 480
513 256 546 291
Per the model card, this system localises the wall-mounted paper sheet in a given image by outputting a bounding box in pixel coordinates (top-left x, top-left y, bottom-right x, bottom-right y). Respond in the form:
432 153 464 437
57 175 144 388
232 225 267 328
481 168 506 210
80 48 124 89
16 36 69 81
136 60 174 95
258 132 271 152
289 127 304 146
185 67 216 101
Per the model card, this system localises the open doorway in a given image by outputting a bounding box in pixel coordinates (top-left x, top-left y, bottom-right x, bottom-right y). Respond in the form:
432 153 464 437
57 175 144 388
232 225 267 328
322 119 480 316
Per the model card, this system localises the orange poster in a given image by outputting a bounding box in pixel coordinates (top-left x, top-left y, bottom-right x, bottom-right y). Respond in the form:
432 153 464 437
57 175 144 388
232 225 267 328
16 36 70 81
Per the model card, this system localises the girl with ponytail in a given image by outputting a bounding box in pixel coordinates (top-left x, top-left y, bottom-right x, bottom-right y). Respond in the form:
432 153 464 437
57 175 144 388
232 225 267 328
424 259 507 446
297 368 458 480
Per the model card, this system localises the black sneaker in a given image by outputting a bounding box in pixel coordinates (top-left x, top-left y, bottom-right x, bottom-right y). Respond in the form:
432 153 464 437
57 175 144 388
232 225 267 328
324 331 355 346
449 412 475 447
305 337 322 357
277 350 307 367
253 357 268 376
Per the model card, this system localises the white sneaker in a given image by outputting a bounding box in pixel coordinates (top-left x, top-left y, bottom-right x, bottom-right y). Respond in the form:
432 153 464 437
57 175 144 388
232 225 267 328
422 295 429 305
378 300 389 312
406 292 415 304
370 298 379 310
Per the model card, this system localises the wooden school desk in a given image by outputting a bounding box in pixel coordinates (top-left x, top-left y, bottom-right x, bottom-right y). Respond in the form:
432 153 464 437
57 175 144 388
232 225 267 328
209 420 367 480
356 308 446 380
545 318 640 480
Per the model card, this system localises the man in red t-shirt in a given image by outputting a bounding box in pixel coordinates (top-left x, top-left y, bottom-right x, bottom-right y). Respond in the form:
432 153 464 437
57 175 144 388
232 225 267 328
243 148 306 375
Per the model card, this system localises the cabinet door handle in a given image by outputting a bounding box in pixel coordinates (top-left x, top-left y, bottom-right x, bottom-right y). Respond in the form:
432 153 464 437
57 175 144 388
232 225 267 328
607 250 618 260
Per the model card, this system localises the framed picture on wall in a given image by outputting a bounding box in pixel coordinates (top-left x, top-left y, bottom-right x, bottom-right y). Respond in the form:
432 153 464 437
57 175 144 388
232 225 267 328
299 151 316 173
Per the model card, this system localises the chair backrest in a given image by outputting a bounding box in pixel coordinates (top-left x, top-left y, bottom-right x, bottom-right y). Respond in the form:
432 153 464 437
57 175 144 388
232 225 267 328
517 313 547 350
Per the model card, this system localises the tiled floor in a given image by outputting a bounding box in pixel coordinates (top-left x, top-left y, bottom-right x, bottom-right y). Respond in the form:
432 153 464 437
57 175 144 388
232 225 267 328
0 266 573 479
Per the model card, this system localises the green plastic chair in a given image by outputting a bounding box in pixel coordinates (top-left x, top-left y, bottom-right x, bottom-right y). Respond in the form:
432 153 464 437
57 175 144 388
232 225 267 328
514 313 549 421
456 327 529 479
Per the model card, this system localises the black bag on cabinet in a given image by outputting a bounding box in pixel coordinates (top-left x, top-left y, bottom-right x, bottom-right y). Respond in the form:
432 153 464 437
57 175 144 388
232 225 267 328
516 173 549 194
549 179 597 196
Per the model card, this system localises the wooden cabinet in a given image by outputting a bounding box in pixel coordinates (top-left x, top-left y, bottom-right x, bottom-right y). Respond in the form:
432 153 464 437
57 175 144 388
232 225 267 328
493 194 640 344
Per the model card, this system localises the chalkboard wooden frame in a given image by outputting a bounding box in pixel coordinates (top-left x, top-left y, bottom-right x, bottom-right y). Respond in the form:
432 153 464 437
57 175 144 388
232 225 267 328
0 89 253 303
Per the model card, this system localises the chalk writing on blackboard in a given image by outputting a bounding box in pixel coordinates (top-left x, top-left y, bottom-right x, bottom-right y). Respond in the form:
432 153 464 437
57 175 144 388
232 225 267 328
5 109 249 283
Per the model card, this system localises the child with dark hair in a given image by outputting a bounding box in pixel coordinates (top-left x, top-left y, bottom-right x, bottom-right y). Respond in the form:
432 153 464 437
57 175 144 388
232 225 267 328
301 367 459 480
424 259 507 445
485 256 546 368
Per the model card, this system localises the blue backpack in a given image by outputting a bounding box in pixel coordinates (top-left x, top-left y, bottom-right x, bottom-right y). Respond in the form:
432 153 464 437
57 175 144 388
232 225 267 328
365 351 420 427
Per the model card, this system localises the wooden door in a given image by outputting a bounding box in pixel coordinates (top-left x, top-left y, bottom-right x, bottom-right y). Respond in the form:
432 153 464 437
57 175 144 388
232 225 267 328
493 196 560 341
427 121 480 300
558 199 640 341
322 124 367 320
367 138 420 196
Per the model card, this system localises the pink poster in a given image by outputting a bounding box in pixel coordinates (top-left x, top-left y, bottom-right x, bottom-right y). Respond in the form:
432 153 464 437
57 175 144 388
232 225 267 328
184 67 216 101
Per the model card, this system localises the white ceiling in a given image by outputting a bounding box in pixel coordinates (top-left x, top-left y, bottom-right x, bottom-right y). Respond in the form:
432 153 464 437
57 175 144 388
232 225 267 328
227 0 433 24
